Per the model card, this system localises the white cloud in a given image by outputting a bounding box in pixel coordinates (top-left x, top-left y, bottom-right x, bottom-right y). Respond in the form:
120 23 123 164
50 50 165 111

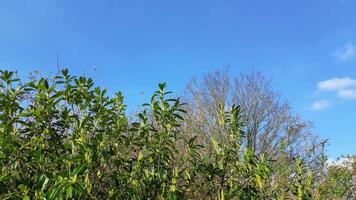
337 89 356 99
312 77 356 110
332 43 355 61
327 157 355 169
317 77 356 91
310 100 330 110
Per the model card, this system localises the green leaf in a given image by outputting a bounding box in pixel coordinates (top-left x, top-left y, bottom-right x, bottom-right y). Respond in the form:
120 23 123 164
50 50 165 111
38 78 49 90
23 196 30 200
66 185 73 199
158 82 166 90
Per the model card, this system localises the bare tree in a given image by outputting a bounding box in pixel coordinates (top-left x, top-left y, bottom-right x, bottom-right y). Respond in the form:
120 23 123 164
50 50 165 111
182 68 324 161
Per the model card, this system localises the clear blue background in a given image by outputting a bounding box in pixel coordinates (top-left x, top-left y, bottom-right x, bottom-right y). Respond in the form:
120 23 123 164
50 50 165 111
1 0 355 158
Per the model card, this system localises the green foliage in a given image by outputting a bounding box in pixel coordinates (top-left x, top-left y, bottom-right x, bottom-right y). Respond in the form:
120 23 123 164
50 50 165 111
316 156 355 200
0 69 354 199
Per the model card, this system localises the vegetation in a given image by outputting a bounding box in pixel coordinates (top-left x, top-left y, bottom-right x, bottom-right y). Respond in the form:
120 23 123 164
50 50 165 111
182 69 324 162
0 69 354 199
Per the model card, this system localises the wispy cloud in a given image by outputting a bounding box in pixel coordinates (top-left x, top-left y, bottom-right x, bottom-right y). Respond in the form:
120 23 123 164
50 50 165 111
317 77 356 91
312 77 356 110
310 100 330 111
337 89 356 99
332 43 355 62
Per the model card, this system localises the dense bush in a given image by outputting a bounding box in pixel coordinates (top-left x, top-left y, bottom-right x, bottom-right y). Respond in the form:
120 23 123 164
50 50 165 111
0 69 354 199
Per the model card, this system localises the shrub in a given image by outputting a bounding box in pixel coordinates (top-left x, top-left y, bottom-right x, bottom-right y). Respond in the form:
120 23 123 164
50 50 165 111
0 69 354 199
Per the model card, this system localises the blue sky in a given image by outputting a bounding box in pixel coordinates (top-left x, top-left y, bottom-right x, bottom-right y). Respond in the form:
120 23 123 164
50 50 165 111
1 0 355 158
